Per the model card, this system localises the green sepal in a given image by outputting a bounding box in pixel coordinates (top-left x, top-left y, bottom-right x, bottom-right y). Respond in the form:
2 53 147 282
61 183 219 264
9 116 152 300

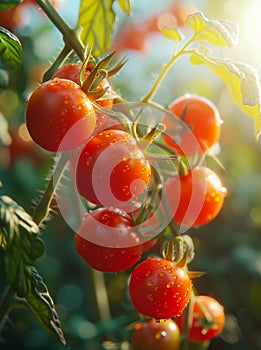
162 27 184 42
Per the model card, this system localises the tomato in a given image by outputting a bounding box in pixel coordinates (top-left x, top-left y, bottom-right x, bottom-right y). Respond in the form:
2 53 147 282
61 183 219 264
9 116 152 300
52 63 113 129
75 207 143 272
132 319 181 350
162 94 222 157
75 129 151 209
129 257 192 319
165 166 227 228
175 295 225 343
25 78 96 152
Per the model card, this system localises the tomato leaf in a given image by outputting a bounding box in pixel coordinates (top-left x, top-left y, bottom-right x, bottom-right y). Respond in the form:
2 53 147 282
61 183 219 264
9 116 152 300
77 0 115 56
0 0 22 10
26 267 66 345
190 50 261 140
118 0 131 15
162 27 184 42
0 27 22 69
186 12 239 48
0 195 44 296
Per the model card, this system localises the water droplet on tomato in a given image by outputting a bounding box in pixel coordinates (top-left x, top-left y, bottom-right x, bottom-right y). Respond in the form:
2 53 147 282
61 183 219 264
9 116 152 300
146 293 154 302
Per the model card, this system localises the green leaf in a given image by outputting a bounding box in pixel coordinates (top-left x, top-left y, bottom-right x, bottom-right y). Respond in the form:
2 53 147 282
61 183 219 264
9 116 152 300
162 27 184 42
118 0 131 15
0 0 22 10
190 50 261 139
0 195 44 296
186 12 239 48
26 267 66 345
77 0 115 57
0 27 22 69
0 225 7 249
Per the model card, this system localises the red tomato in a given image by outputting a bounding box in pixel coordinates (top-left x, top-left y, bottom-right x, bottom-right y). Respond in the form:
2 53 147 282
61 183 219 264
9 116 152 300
52 63 113 129
129 257 192 319
75 207 143 272
175 295 225 342
132 319 181 350
165 166 227 228
162 94 222 157
25 78 96 152
75 129 151 209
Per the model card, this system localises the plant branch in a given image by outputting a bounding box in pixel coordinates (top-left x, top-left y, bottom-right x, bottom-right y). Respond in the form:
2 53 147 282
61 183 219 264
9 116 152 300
33 152 70 226
34 0 85 60
141 36 195 103
0 285 15 334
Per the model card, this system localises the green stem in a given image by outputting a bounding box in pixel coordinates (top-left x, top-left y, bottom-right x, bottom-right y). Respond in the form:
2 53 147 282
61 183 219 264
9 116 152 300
0 285 15 334
141 38 195 103
42 44 72 82
34 0 85 60
33 152 70 226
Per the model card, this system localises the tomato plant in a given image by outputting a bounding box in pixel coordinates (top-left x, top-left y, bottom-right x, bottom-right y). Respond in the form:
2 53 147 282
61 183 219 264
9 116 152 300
75 207 144 272
0 1 260 349
75 129 151 208
132 319 181 350
165 166 227 228
162 94 222 157
25 78 96 152
129 257 192 319
175 295 225 343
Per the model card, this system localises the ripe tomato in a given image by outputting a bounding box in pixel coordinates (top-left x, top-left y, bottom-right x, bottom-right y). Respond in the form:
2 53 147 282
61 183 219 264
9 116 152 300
175 295 225 343
75 129 151 209
52 63 113 129
165 166 227 228
132 319 181 350
75 207 143 272
129 257 192 319
162 94 222 157
25 78 96 152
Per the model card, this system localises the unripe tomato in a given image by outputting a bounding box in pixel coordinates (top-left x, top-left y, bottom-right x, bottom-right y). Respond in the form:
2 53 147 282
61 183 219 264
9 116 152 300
132 319 181 350
129 257 192 319
162 94 222 157
75 129 151 209
175 295 225 343
25 78 96 152
75 207 143 272
165 166 227 228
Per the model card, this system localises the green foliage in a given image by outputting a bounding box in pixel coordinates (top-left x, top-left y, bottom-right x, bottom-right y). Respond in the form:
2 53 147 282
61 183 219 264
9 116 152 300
77 0 115 56
0 27 22 69
186 11 239 47
0 0 22 10
26 267 66 345
77 0 131 57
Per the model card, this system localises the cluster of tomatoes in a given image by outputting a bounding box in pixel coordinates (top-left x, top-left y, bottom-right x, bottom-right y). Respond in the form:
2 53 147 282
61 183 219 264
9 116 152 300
25 56 226 349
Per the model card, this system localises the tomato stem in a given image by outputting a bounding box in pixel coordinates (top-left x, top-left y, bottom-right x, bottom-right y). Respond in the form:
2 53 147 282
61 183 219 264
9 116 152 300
33 152 70 226
34 0 85 60
42 44 72 82
141 36 195 103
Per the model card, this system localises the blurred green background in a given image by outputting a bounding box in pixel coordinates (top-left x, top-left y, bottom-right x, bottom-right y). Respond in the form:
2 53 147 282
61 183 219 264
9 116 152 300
0 0 261 349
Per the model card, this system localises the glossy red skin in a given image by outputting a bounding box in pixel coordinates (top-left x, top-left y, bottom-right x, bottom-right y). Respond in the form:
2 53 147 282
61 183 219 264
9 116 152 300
25 78 96 152
132 319 181 350
75 207 143 272
165 166 227 228
162 94 222 157
52 63 113 129
129 257 192 319
76 129 151 209
175 295 225 343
